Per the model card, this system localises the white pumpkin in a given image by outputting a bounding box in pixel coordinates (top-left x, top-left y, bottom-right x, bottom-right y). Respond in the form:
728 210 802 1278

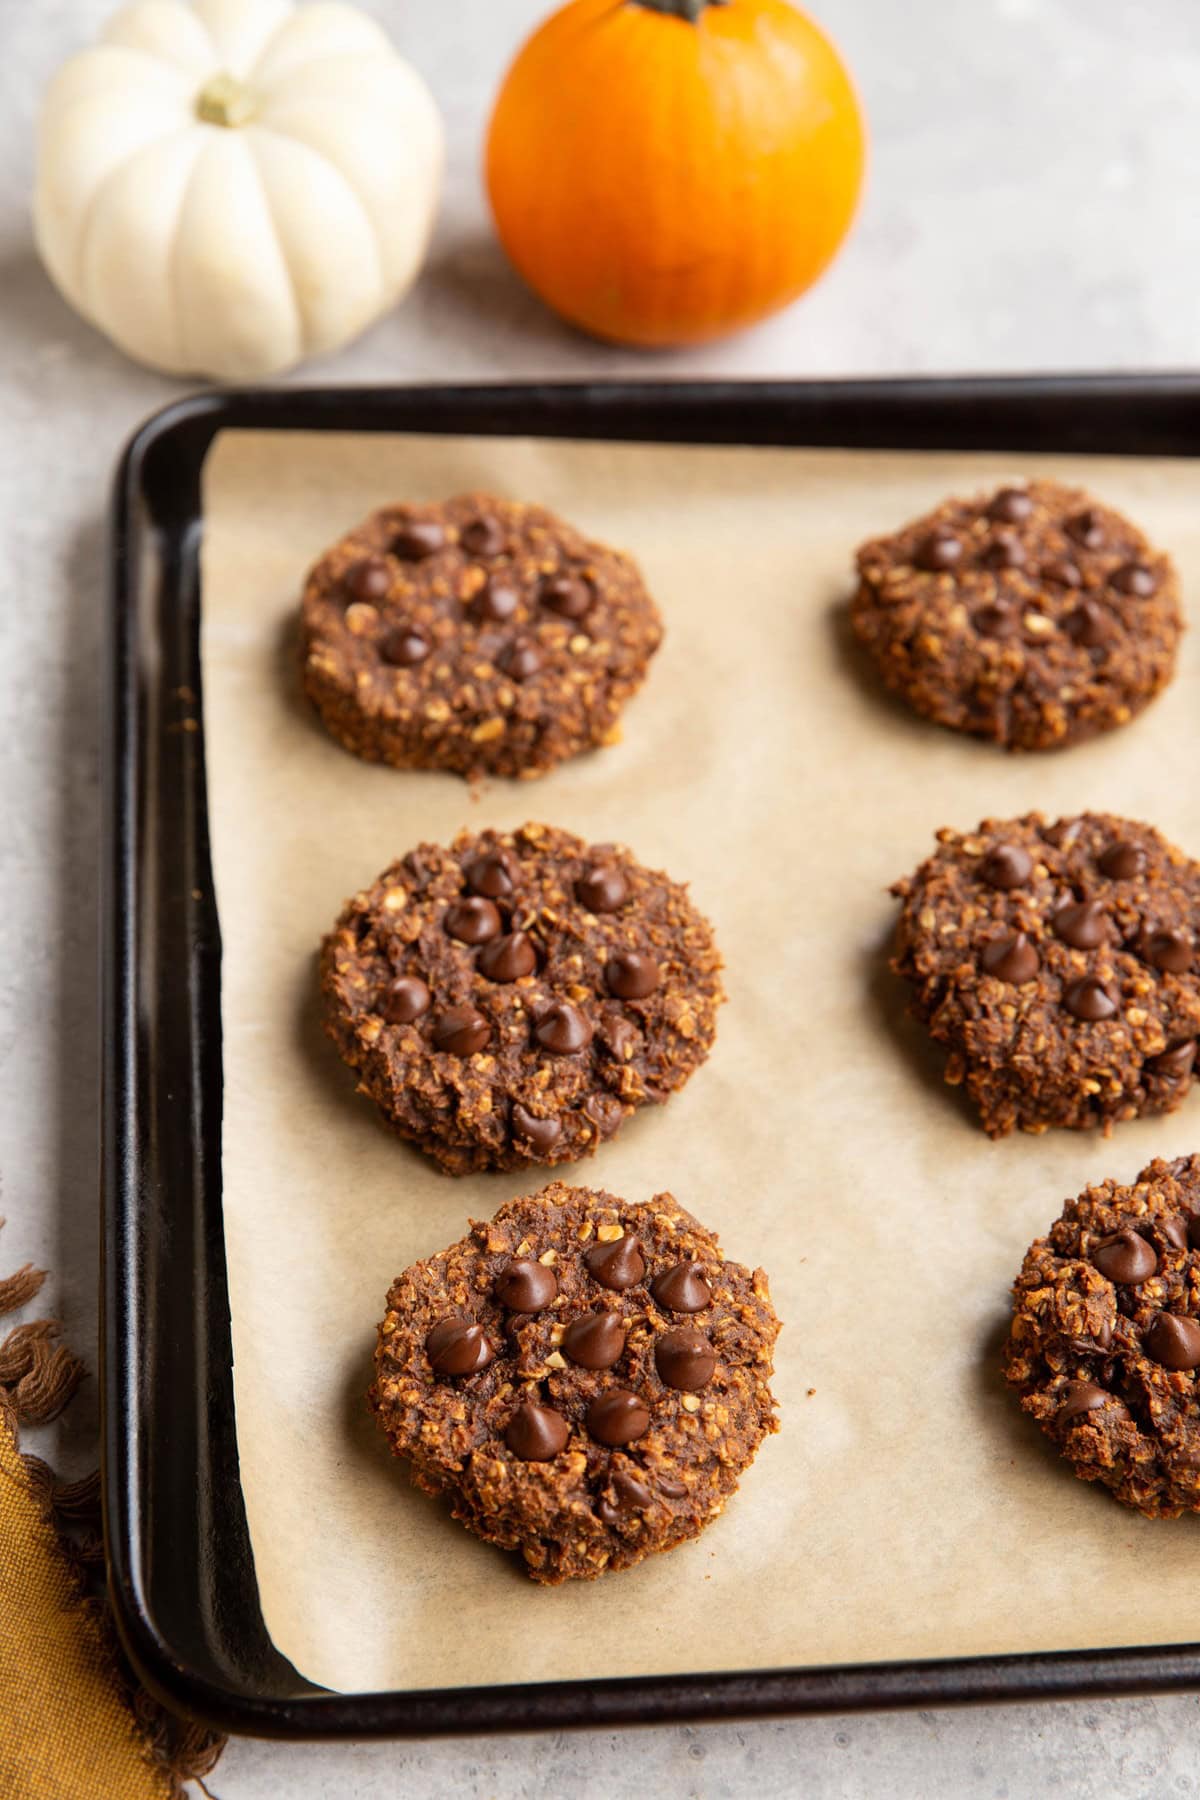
34 0 443 379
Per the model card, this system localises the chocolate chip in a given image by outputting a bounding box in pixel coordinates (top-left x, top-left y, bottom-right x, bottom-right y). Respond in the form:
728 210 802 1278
510 1103 562 1152
651 1263 712 1314
982 532 1026 570
576 865 629 913
988 488 1034 524
380 628 430 667
1055 1380 1110 1424
655 1328 716 1392
584 1091 624 1135
1100 842 1145 880
979 844 1033 889
1093 1230 1157 1284
1146 929 1192 974
467 849 520 898
540 573 591 619
1111 561 1157 597
380 975 431 1024
1161 1217 1189 1252
1146 1312 1200 1371
1043 558 1082 588
602 1015 641 1062
586 1389 651 1447
505 1401 570 1461
1053 899 1108 950
475 577 520 622
461 515 506 557
562 1312 626 1369
1064 977 1118 1022
478 932 537 982
501 637 543 681
535 1002 593 1055
1064 599 1107 647
444 897 502 945
974 602 1019 639
657 1475 688 1498
432 1006 490 1055
1149 1040 1196 1081
584 1234 646 1291
344 556 392 601
392 519 446 560
425 1317 492 1376
1067 508 1106 550
981 931 1039 984
1188 1216 1200 1251
496 1257 559 1312
605 951 660 1001
611 1471 652 1510
915 532 962 572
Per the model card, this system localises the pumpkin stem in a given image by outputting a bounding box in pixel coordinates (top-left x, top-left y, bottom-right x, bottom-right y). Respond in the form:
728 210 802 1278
629 0 729 18
195 72 257 128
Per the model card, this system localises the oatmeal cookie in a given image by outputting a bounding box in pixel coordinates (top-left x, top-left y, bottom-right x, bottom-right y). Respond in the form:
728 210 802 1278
320 823 724 1174
368 1183 780 1581
300 493 663 778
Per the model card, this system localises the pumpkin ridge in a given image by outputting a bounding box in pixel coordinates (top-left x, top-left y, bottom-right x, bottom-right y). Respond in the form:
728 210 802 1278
75 126 201 323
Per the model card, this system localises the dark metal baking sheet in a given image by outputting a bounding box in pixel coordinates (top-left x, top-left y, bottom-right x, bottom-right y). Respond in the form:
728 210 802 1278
104 376 1200 1737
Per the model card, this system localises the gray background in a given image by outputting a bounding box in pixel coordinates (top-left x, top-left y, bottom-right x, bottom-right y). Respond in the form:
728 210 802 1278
2 2 1199 1795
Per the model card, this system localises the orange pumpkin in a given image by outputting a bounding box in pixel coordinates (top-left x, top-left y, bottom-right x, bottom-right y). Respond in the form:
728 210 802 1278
485 0 866 348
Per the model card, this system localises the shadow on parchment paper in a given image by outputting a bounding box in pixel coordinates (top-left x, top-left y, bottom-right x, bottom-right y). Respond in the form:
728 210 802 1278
974 1308 1069 1481
293 956 412 1152
862 917 980 1134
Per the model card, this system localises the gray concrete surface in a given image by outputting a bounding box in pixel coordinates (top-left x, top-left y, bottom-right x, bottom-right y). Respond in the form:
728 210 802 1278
3 1 1200 1795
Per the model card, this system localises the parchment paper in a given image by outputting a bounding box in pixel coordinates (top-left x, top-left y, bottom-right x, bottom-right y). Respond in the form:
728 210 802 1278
202 429 1200 1696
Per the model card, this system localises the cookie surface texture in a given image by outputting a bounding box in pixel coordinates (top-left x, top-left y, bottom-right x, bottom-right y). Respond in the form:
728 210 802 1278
891 812 1200 1137
851 479 1181 750
368 1184 780 1581
320 823 725 1173
300 492 663 778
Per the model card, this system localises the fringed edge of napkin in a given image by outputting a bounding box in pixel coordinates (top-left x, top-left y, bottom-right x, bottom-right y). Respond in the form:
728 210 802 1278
0 1228 227 1798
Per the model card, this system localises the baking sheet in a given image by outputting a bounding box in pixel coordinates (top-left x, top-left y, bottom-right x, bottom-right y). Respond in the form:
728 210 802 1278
201 430 1200 1697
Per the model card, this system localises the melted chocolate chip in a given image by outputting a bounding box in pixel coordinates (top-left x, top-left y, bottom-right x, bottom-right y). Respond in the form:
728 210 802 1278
982 532 1026 570
562 1312 626 1370
540 573 591 619
502 637 543 681
1043 558 1082 588
392 519 446 561
426 1317 492 1376
651 1263 712 1314
605 951 660 1001
584 1234 646 1291
475 577 520 622
505 1401 570 1461
344 556 391 601
1146 929 1192 974
1093 1230 1157 1284
915 532 962 572
444 896 502 945
467 849 520 897
461 515 506 557
535 1002 593 1055
1099 841 1146 880
657 1475 688 1498
432 1006 490 1055
611 1471 652 1510
1188 1216 1200 1251
655 1328 716 1392
974 602 1019 639
981 931 1039 984
1053 899 1108 950
576 865 629 913
380 628 430 667
987 488 1034 524
1056 1380 1110 1424
510 1103 562 1151
1161 1217 1190 1252
380 975 431 1024
495 1257 559 1313
586 1390 651 1447
602 1015 640 1062
1064 977 1118 1022
1145 1312 1200 1371
1111 562 1157 596
1067 508 1106 550
478 931 537 982
1149 1040 1196 1081
979 844 1033 890
1064 599 1107 647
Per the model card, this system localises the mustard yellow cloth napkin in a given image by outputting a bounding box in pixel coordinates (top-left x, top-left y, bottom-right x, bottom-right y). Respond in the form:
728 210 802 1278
0 1235 223 1800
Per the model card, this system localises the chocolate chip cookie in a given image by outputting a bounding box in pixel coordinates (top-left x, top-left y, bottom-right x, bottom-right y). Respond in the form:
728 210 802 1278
891 812 1200 1137
320 823 724 1174
851 480 1181 750
1003 1154 1200 1518
368 1183 780 1582
300 493 663 779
